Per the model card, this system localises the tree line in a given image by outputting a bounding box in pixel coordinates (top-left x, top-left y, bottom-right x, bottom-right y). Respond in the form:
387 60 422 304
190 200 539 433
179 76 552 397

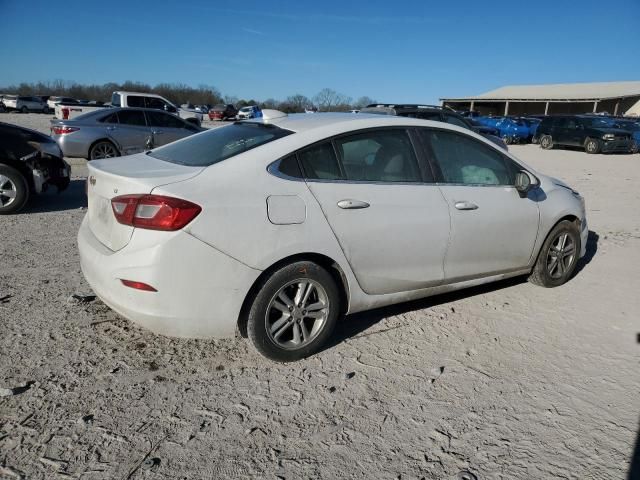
0 80 376 113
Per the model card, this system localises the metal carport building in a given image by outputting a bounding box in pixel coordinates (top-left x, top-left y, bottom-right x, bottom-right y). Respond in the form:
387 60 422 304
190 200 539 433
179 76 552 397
441 81 640 117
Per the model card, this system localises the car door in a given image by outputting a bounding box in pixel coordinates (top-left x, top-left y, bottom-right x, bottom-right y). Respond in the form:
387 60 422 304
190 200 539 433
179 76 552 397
145 111 193 146
108 110 153 155
420 128 540 281
564 118 583 146
552 117 571 145
302 128 451 295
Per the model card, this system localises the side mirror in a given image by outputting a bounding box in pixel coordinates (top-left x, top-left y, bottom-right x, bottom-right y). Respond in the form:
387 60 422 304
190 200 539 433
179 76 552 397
515 170 538 197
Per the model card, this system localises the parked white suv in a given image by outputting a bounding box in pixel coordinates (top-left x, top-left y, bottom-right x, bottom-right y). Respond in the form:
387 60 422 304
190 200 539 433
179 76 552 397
3 95 49 113
110 91 202 126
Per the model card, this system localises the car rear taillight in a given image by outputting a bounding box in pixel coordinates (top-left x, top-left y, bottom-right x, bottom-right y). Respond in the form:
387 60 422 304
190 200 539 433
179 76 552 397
111 194 201 231
120 279 157 292
51 126 79 135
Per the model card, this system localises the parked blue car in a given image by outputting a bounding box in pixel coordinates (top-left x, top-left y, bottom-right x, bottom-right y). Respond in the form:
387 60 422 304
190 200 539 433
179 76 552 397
474 116 530 144
521 117 542 143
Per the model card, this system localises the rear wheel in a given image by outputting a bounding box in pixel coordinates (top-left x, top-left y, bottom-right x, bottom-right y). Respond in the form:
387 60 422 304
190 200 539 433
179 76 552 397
502 135 513 145
89 140 119 160
540 135 553 149
529 220 581 287
247 261 340 362
20 106 28 113
0 165 30 214
585 138 601 154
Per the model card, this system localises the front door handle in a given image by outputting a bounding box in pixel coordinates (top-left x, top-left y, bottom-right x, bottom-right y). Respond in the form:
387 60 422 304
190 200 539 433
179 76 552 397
152 130 163 134
454 201 478 210
337 199 370 209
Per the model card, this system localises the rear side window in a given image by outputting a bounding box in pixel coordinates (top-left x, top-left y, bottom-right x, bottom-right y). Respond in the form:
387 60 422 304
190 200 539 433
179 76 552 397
127 96 145 108
298 142 344 180
118 110 147 126
443 114 469 129
148 123 293 166
425 129 514 185
99 112 119 124
335 129 422 182
275 155 303 178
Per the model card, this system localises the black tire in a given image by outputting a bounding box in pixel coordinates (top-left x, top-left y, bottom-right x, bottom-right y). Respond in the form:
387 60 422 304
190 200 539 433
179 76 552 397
247 261 341 362
529 220 581 287
584 138 601 154
43 106 50 114
531 136 539 145
502 135 513 145
0 164 30 214
630 141 638 154
20 106 28 113
89 140 119 160
540 135 553 149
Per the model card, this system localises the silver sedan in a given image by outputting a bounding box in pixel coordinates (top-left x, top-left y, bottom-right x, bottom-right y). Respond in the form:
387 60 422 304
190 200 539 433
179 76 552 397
51 107 203 160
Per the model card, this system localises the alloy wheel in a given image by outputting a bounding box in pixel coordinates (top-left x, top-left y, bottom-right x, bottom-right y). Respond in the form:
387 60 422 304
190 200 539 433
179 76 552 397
0 174 18 208
541 136 551 148
91 142 118 159
586 140 597 153
265 279 330 350
546 233 576 279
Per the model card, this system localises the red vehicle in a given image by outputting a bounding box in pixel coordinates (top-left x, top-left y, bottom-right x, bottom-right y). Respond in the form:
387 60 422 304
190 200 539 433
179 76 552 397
208 104 238 121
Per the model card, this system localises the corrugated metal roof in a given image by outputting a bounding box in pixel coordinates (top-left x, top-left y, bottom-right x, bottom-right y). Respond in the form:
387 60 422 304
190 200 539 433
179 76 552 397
441 81 640 101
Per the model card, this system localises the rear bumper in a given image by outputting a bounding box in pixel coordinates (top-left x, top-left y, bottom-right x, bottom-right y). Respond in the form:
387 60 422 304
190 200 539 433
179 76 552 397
54 134 91 158
78 216 262 338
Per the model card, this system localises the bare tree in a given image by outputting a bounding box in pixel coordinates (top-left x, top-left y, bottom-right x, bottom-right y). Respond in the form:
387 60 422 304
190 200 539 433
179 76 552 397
313 88 351 111
354 96 376 108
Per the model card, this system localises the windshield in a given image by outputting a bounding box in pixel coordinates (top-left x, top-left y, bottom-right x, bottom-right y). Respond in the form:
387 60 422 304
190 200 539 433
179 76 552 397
148 122 293 166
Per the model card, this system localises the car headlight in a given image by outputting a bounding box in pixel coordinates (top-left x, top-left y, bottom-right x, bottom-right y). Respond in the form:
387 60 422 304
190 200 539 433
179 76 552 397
602 133 615 140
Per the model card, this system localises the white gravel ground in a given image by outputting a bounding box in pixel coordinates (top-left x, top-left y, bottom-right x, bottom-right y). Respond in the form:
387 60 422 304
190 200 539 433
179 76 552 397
1 114 639 479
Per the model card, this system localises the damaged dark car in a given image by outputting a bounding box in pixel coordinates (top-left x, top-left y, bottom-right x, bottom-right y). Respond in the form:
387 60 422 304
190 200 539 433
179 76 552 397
0 122 70 214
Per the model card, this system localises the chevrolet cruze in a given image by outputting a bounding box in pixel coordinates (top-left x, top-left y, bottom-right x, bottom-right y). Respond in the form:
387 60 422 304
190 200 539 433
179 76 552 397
78 110 588 361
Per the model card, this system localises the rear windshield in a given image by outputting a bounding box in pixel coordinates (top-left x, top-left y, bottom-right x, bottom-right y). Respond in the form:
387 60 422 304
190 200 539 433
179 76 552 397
148 122 293 166
111 92 121 107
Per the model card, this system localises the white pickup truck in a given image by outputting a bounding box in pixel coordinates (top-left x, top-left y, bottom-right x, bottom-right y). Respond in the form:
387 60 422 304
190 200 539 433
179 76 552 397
54 91 203 126
110 91 202 125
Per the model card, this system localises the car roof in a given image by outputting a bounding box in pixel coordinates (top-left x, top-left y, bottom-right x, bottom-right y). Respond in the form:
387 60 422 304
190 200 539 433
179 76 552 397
246 112 466 134
114 91 165 99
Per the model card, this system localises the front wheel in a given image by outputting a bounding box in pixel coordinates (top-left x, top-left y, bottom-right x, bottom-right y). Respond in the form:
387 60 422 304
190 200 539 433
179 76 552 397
529 220 581 287
0 165 30 214
585 138 601 154
247 261 340 362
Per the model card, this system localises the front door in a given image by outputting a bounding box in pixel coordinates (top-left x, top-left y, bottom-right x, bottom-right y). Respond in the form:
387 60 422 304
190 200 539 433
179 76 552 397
421 128 540 281
301 129 451 295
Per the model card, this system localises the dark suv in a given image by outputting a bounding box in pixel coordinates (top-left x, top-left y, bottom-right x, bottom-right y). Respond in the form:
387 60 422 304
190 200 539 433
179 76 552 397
360 104 508 150
537 115 633 154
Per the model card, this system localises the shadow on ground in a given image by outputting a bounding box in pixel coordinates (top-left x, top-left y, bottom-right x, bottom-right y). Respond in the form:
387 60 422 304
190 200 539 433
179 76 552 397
326 229 599 350
25 179 86 213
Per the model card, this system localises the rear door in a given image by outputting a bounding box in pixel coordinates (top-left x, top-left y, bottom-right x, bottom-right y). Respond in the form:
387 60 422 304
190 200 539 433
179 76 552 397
303 128 451 295
145 111 195 146
109 110 153 155
420 128 539 281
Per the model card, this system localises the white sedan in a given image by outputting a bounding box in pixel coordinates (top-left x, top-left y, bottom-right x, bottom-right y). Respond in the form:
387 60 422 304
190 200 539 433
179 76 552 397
78 110 588 361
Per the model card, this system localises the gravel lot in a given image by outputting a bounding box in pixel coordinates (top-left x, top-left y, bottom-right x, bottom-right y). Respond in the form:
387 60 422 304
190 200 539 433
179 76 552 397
1 114 639 479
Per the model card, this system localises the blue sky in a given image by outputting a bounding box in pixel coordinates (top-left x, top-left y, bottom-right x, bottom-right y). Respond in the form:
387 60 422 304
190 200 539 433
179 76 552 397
1 0 639 103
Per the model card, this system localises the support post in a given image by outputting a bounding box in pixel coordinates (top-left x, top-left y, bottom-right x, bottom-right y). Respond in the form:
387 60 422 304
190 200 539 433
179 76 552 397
593 101 599 113
614 100 620 116
470 101 475 113
544 102 550 115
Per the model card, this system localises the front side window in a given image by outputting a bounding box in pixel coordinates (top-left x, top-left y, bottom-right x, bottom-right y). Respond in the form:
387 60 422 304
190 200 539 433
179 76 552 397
146 111 186 128
298 142 344 180
425 129 514 185
148 123 292 166
145 97 167 110
335 129 422 182
117 110 147 126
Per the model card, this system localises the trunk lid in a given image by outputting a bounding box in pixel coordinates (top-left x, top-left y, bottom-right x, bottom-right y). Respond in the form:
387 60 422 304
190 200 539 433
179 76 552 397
86 152 204 251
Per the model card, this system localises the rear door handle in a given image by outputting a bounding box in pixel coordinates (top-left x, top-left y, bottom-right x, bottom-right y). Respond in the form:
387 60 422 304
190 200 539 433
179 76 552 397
454 201 478 210
337 199 370 209
152 130 163 134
